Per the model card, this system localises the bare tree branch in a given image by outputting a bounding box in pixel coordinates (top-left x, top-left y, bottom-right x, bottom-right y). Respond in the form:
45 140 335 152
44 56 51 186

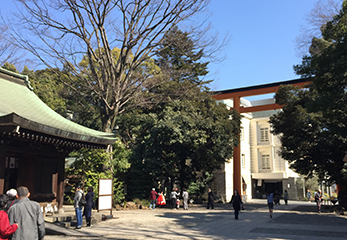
295 0 342 57
0 22 24 67
4 0 218 132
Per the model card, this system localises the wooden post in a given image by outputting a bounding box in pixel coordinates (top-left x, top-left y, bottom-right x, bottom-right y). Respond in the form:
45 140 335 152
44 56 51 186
56 155 66 210
233 96 242 194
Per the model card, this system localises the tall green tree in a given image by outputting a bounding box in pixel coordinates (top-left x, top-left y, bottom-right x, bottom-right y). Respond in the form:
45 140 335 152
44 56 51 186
270 1 347 187
123 99 240 199
5 0 213 133
116 27 237 199
151 26 210 104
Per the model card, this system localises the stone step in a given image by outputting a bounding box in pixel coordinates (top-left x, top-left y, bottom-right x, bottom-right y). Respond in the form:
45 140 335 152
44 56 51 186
45 214 76 223
44 206 104 231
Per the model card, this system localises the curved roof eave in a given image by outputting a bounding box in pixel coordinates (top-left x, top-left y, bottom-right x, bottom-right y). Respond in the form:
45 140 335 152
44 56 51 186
0 68 116 146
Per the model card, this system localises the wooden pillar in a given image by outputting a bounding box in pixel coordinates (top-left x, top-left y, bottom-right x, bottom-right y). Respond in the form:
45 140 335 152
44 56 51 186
0 145 7 194
56 154 66 210
233 96 241 194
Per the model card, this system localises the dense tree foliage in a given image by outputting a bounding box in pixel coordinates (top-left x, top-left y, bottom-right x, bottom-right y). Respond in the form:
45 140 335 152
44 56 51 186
65 140 131 205
151 26 210 104
122 99 240 199
270 1 347 187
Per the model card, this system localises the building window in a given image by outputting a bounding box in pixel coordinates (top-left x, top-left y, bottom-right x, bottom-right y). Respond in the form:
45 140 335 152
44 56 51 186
260 127 269 142
261 154 270 169
240 127 244 141
241 154 245 168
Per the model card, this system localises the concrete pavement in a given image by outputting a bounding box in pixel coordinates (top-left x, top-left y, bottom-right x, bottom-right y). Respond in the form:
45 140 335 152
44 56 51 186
45 199 347 240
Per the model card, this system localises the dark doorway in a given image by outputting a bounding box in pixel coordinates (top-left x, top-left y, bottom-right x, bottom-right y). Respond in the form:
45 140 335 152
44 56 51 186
252 179 283 199
264 181 283 195
4 157 19 191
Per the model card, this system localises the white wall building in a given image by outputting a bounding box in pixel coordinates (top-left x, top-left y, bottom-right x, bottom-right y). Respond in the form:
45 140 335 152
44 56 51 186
212 97 300 202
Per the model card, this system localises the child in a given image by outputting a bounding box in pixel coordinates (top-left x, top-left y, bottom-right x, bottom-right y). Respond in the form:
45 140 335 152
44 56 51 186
176 198 180 209
0 194 18 239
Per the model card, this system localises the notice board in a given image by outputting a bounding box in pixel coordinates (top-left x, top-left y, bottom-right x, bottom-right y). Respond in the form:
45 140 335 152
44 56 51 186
98 179 113 214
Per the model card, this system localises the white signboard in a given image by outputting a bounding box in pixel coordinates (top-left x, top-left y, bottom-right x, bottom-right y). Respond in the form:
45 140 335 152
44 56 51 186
99 179 112 195
98 195 112 210
98 179 113 214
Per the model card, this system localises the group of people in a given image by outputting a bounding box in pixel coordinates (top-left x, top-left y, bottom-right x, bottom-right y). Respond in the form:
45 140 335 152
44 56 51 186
74 185 94 229
170 188 189 210
149 187 241 217
148 188 190 210
0 186 45 240
149 187 243 220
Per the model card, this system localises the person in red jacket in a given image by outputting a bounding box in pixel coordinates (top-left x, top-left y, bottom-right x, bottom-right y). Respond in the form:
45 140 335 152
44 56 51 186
0 194 18 240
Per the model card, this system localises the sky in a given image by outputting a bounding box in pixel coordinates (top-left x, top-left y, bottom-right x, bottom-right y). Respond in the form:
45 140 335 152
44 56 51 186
1 0 329 96
205 1 319 93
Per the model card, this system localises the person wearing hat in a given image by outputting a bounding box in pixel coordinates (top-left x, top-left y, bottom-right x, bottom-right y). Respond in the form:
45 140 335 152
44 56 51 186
149 188 158 210
4 189 18 213
8 186 45 240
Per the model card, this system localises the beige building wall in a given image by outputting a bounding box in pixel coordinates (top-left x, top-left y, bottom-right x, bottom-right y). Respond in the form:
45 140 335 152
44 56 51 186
213 99 300 201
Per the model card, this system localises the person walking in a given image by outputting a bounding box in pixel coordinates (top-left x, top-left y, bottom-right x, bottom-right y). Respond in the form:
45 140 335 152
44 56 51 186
231 189 243 219
74 185 84 229
149 188 158 210
84 186 94 227
182 188 189 210
283 190 289 205
0 194 18 240
266 189 274 218
8 186 45 240
170 188 179 209
315 190 323 213
207 188 215 209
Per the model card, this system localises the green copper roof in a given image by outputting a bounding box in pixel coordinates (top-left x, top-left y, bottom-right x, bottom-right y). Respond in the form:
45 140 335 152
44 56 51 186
0 68 116 145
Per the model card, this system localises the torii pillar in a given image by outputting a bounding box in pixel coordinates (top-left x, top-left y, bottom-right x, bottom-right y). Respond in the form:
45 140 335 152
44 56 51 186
212 78 311 195
233 96 242 194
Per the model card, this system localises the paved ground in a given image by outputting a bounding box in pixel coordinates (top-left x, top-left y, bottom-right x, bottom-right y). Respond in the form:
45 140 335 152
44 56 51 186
45 200 347 240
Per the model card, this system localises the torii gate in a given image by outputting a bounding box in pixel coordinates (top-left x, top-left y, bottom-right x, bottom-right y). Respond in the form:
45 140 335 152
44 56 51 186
211 78 311 195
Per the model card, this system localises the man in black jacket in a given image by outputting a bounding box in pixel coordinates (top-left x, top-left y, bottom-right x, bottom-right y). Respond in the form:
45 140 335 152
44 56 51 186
207 188 215 209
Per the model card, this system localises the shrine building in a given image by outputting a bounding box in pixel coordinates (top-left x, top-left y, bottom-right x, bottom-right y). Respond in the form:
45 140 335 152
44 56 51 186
0 68 116 209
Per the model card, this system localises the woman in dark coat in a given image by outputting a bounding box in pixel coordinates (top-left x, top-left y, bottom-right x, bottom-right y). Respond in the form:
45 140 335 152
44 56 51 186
84 187 94 227
231 189 242 219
